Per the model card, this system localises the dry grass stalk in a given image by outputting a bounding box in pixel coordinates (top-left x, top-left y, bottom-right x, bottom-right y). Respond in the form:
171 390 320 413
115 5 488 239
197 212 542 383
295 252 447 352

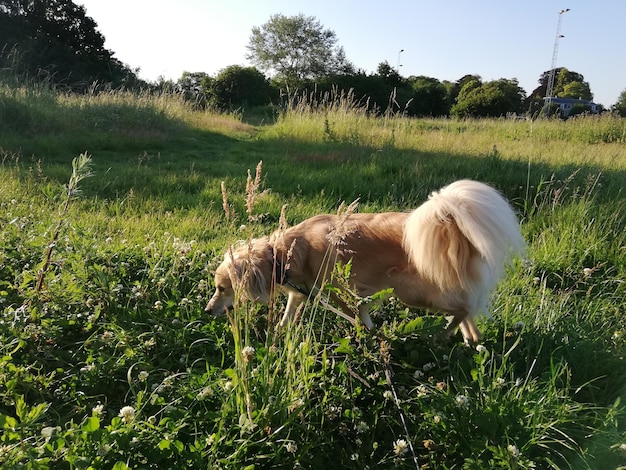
220 180 230 220
246 160 263 222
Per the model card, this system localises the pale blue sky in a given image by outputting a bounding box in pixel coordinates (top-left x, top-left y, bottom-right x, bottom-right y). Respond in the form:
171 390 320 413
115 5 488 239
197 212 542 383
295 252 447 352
79 0 625 107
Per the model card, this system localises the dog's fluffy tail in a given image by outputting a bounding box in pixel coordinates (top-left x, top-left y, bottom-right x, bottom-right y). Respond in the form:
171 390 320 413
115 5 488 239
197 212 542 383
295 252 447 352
404 180 525 305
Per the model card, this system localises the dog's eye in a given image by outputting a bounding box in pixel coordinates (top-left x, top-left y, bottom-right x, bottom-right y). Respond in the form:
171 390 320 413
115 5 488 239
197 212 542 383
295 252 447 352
217 286 225 293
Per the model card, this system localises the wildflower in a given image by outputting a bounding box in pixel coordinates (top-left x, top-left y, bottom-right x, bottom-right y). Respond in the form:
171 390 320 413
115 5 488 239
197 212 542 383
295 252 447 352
154 300 163 310
197 387 214 400
356 421 369 434
138 371 149 382
157 277 166 288
179 297 191 307
416 384 428 397
533 276 541 285
583 267 593 277
619 443 626 451
351 453 359 460
118 405 136 424
433 414 441 424
436 381 446 391
476 344 487 354
285 441 298 454
383 390 393 400
197 279 207 292
327 405 341 419
423 439 435 450
455 394 469 409
493 377 506 388
393 439 409 456
241 346 256 363
80 363 95 374
413 370 425 380
92 404 105 416
508 444 520 458
422 362 435 372
223 380 233 392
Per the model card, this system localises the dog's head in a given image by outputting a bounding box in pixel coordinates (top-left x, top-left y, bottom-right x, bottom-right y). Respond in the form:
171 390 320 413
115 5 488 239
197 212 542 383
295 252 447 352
205 239 273 315
205 257 237 315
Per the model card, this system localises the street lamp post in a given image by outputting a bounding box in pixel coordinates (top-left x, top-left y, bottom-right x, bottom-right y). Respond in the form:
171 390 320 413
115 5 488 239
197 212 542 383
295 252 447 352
544 8 570 116
397 49 404 71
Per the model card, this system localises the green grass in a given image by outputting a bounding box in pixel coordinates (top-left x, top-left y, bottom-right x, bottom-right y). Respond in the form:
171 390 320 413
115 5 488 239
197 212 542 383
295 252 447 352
1 81 626 469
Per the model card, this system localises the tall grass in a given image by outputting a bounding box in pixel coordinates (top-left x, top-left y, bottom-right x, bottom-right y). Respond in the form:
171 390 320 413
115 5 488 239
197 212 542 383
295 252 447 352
0 82 625 468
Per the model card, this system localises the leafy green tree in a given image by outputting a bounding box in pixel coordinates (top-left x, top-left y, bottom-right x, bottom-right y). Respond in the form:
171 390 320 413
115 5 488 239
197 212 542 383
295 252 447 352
210 65 276 110
559 80 592 100
407 75 449 116
0 0 139 89
613 88 626 117
246 13 353 87
530 67 592 100
176 72 214 108
451 78 526 117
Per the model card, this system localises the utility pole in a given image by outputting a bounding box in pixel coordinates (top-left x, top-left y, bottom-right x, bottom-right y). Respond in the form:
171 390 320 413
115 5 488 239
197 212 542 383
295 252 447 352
544 8 570 116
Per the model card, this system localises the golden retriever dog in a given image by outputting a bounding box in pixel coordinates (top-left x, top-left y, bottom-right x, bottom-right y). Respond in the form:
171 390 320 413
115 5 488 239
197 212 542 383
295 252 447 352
206 180 525 344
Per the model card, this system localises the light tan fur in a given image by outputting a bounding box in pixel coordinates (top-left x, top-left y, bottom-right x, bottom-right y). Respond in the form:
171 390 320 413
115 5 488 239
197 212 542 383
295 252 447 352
206 180 526 344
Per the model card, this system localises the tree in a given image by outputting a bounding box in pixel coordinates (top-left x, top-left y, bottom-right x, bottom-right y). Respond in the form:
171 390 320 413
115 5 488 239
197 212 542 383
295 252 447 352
530 67 592 100
0 0 139 89
407 75 449 116
210 65 276 110
246 13 353 87
613 88 626 117
176 71 213 109
451 78 526 118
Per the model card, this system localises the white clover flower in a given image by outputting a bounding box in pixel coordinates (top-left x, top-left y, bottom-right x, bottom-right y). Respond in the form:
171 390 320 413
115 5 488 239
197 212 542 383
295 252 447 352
241 346 256 363
355 421 369 434
422 362 435 372
619 443 626 451
476 344 487 354
493 377 506 388
138 371 149 382
508 444 520 458
154 300 163 311
455 394 469 409
383 390 393 400
179 297 191 307
413 370 425 380
197 279 207 292
583 267 593 277
416 384 428 398
393 439 409 456
223 380 233 392
118 405 136 424
433 414 441 424
285 441 298 454
351 453 359 460
92 404 105 416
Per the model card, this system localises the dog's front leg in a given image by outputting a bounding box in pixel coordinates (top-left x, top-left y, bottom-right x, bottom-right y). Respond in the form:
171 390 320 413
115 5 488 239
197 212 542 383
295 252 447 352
279 290 306 327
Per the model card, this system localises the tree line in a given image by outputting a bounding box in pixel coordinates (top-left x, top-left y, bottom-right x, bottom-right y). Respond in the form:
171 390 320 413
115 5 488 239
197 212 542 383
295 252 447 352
3 1 626 117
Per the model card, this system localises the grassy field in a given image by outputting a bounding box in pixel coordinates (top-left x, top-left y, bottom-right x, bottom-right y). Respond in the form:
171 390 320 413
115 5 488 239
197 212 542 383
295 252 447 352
1 81 626 469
